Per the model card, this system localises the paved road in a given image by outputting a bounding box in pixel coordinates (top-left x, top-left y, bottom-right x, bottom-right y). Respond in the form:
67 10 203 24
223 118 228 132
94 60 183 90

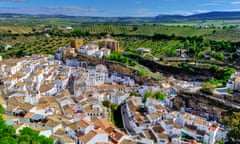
121 104 136 136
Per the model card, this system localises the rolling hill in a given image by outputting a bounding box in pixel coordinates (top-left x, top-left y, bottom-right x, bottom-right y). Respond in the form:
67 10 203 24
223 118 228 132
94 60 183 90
0 11 240 23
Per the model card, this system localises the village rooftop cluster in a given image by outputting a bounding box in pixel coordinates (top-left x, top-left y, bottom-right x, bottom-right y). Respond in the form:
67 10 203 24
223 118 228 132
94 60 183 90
0 36 232 144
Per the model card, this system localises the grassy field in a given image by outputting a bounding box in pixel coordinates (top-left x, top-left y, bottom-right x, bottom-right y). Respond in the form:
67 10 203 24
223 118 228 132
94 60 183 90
206 28 240 42
119 37 183 57
1 23 239 42
0 26 33 34
1 17 240 40
0 18 239 61
131 64 165 80
75 24 216 37
0 36 73 58
163 20 240 26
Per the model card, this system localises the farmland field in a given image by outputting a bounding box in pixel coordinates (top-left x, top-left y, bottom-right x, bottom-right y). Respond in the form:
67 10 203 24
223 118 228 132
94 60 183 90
163 20 240 26
75 24 216 37
0 18 240 61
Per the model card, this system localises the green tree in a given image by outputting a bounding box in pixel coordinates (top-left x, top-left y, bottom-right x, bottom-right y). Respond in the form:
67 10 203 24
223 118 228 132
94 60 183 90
214 53 224 61
210 65 219 72
102 100 111 108
0 45 4 53
200 82 216 95
19 127 39 138
0 104 5 114
19 127 53 144
212 30 217 34
142 91 152 104
37 135 54 144
154 91 166 101
17 135 31 144
0 136 16 144
130 91 139 97
217 140 224 144
226 112 240 144
227 88 234 94
1 126 16 137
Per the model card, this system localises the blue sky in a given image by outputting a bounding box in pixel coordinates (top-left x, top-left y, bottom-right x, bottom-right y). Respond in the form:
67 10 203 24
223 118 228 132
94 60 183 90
0 0 240 16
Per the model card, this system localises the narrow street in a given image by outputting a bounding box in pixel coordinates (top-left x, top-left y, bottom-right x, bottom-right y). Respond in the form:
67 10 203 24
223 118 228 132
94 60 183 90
121 104 136 136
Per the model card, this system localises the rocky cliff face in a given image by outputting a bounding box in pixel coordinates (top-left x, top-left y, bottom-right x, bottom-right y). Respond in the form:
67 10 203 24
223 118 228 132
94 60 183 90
68 54 159 85
125 53 214 81
172 92 240 120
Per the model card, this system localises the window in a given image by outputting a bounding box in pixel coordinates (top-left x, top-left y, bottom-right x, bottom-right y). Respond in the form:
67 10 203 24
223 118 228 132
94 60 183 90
160 140 166 143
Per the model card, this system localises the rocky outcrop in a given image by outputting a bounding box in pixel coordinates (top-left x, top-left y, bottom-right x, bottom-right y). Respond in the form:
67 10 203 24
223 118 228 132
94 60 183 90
124 53 214 81
173 91 240 120
69 54 159 85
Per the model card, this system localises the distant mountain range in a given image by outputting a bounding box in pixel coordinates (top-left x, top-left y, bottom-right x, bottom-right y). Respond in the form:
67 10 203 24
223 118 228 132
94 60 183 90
155 11 240 21
0 11 240 23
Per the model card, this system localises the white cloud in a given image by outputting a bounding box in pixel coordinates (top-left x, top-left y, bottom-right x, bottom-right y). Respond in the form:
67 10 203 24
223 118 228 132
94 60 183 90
199 3 221 6
129 8 160 17
192 10 210 13
0 6 101 16
0 7 212 17
161 10 209 16
223 8 240 11
199 0 226 6
231 1 240 5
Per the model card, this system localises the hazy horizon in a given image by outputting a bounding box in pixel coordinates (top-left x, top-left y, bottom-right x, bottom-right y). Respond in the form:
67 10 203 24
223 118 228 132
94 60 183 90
0 0 240 17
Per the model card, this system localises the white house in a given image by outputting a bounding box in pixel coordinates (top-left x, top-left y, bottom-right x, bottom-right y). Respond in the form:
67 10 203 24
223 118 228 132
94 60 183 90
110 92 129 105
175 112 219 144
44 119 62 134
226 72 240 92
31 126 52 138
66 59 81 67
136 48 151 53
53 135 75 144
157 133 169 144
146 113 163 124
14 123 29 135
77 120 94 134
78 129 109 144
39 82 57 97
79 44 99 56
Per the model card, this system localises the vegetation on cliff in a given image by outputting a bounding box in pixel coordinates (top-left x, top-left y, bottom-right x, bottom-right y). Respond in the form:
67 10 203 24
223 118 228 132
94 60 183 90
221 112 240 144
0 105 53 144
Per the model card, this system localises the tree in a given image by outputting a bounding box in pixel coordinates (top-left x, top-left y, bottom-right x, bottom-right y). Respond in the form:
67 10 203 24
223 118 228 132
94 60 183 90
0 45 4 53
17 135 31 144
214 53 224 61
0 116 15 139
19 127 53 144
0 104 5 114
154 91 166 101
226 112 240 144
217 140 224 144
200 82 216 95
210 65 219 72
130 91 139 97
1 126 16 137
227 88 234 94
212 30 217 34
0 137 16 144
132 26 138 31
19 127 39 138
37 135 54 144
142 91 152 104
102 100 111 108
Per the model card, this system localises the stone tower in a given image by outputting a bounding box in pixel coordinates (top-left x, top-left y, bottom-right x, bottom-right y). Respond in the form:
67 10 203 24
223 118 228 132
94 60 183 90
71 39 83 52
